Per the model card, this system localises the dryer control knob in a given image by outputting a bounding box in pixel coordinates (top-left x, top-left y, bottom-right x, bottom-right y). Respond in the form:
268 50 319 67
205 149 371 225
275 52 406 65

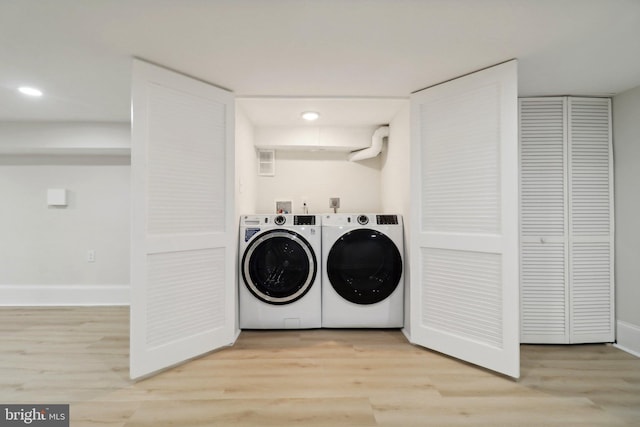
357 215 369 225
274 215 286 225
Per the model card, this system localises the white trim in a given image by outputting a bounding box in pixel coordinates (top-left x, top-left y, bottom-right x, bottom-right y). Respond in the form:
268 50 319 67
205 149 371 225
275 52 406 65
615 321 640 358
0 284 129 306
401 327 411 343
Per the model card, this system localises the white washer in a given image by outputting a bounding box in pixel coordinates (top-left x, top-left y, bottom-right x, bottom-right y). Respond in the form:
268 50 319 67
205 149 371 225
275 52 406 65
322 213 404 328
239 214 322 329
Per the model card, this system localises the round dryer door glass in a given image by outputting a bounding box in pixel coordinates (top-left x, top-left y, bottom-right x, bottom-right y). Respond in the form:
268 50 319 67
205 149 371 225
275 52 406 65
242 229 317 305
327 229 402 305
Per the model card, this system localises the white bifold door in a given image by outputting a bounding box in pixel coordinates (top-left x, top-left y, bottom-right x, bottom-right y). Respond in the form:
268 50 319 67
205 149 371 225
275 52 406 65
409 61 520 378
130 59 237 379
520 97 614 344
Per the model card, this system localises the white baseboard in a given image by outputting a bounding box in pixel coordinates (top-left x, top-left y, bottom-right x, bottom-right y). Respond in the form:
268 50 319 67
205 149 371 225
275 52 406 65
0 284 129 306
614 321 640 358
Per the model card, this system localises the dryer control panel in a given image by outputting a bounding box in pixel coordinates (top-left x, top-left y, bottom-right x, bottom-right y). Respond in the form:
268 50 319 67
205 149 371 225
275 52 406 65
322 213 402 227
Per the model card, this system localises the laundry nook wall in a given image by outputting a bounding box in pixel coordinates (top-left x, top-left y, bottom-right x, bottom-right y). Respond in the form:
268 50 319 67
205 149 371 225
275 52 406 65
253 126 383 214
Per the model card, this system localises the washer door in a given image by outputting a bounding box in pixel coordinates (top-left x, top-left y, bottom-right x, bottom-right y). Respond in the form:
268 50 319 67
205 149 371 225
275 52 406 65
242 229 317 305
327 229 402 305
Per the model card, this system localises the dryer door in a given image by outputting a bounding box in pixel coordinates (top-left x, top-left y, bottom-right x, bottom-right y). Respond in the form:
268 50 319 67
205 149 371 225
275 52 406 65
327 229 403 305
242 229 317 305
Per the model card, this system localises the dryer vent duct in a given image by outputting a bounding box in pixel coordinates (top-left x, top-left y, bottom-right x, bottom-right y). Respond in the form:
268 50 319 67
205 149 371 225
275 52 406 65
348 125 389 162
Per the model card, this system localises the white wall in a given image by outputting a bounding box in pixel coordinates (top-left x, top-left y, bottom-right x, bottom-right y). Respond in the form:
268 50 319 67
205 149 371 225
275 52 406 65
254 126 373 151
381 102 412 335
235 106 257 216
613 85 640 354
234 106 257 329
381 103 410 215
0 122 130 153
0 122 130 305
256 149 381 214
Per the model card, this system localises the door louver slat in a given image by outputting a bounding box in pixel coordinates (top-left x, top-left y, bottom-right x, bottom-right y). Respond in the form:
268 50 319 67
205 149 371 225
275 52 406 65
519 98 569 344
569 98 611 237
521 242 567 340
568 98 614 343
520 99 566 238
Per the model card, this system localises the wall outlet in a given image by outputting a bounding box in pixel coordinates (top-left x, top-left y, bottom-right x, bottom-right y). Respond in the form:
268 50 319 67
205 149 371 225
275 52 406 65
87 250 95 263
329 197 340 209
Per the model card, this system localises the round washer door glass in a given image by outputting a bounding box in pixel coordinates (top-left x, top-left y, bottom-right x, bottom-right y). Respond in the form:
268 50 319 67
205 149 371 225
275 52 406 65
242 229 317 305
327 228 402 305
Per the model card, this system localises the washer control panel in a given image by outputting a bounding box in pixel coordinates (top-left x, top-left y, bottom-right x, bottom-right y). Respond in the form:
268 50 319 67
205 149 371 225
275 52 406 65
294 215 316 225
376 215 399 225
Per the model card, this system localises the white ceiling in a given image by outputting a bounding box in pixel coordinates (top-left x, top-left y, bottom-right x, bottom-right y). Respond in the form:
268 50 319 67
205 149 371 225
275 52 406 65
1 0 639 125
238 97 408 127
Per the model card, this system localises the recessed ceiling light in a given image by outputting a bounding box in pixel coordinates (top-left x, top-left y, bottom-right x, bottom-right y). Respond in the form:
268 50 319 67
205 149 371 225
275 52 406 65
18 86 43 97
301 111 320 121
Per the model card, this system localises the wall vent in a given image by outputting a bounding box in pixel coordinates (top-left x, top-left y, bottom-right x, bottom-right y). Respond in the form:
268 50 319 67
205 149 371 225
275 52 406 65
258 150 275 176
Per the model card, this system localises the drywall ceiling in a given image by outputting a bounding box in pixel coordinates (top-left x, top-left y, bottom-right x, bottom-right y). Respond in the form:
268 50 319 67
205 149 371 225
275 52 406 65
1 0 639 124
237 97 408 127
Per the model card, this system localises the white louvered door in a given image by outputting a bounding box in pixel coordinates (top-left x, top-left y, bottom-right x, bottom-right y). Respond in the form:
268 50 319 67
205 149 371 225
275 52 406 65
519 97 614 344
568 97 614 343
410 61 520 378
519 98 570 343
130 59 237 379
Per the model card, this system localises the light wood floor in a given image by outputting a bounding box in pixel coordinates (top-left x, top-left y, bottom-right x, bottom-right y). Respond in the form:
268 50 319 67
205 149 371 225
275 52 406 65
0 307 639 426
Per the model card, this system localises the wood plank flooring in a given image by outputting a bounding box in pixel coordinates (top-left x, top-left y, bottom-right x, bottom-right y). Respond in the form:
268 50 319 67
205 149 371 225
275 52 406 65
1 307 639 426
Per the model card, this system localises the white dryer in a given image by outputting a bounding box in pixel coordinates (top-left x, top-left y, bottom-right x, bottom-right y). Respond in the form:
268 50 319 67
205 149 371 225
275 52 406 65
322 213 404 328
239 214 322 329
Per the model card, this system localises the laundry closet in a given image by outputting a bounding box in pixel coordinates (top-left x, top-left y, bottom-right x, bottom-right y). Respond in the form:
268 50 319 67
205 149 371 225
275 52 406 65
130 58 520 381
234 98 410 333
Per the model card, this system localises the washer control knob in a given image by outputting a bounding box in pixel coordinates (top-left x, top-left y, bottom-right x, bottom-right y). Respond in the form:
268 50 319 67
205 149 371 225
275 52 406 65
274 215 286 225
357 215 369 225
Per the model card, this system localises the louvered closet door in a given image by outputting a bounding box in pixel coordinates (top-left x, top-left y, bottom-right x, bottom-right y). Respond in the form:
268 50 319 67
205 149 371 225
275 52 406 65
568 98 614 343
130 59 237 379
519 98 570 344
410 61 519 378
